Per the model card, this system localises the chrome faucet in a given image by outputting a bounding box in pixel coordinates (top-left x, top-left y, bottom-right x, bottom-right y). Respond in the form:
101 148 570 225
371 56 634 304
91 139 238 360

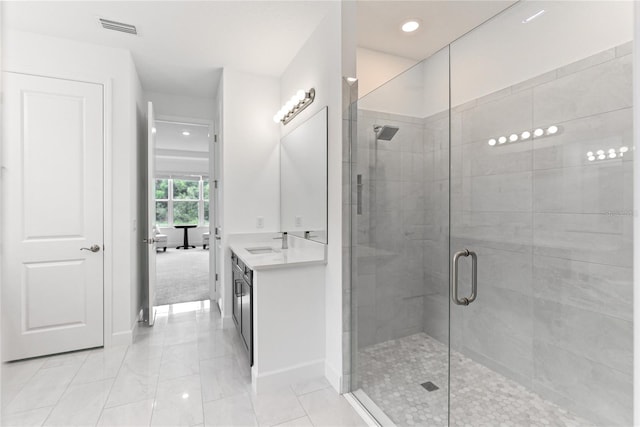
273 232 288 249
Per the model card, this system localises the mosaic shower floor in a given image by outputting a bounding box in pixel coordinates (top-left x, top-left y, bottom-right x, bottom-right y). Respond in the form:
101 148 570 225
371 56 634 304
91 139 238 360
357 333 595 427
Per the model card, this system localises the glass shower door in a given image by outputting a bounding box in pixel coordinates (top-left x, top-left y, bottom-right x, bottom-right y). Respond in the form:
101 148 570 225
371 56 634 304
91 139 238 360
350 48 451 426
448 1 634 426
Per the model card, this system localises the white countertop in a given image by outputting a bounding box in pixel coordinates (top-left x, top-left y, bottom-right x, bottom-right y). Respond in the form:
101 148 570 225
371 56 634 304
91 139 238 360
228 233 327 271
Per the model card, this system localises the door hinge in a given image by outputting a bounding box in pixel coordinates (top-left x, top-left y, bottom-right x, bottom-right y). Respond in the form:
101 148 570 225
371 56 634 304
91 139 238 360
215 273 219 281
214 134 218 143
214 180 218 189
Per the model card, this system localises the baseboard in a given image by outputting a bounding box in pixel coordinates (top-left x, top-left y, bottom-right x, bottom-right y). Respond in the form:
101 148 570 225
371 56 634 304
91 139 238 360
221 314 234 329
251 359 325 394
324 360 342 393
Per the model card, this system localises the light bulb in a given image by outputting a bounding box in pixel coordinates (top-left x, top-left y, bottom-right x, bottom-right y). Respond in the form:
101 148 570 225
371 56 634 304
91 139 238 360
588 156 595 162
488 139 497 146
609 148 616 153
152 127 157 134
290 95 299 106
609 153 617 159
598 154 606 160
296 89 306 102
586 151 593 157
521 131 531 140
285 100 295 111
597 150 604 155
547 125 558 135
620 146 629 153
273 114 280 123
509 134 518 142
182 131 190 136
498 136 507 144
533 128 544 137
401 20 420 32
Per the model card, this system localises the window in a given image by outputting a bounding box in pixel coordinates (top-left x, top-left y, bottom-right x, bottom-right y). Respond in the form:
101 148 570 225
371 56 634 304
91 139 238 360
154 177 210 226
155 179 169 226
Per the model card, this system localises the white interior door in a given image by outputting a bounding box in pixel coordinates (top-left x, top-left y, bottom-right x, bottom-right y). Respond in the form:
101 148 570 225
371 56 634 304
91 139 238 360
213 134 222 306
2 72 104 361
147 101 157 325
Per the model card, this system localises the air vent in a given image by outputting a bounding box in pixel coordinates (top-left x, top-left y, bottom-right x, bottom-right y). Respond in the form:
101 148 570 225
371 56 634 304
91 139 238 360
99 18 137 35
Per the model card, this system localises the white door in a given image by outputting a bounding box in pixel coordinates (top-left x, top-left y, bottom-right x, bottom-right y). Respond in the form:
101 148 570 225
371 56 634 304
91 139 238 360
146 102 157 325
213 134 222 305
2 72 104 361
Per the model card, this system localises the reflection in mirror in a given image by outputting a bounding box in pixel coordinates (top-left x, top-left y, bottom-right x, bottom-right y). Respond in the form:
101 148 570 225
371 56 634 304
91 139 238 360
280 106 328 243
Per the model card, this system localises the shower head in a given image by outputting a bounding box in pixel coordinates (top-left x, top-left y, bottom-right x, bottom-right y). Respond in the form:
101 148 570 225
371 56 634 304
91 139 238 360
374 125 400 141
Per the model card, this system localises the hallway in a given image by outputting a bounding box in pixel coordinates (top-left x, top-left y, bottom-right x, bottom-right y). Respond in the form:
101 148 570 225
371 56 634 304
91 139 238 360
2 301 366 426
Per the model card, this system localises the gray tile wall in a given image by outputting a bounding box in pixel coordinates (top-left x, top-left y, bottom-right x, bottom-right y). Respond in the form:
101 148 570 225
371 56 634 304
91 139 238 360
352 43 633 426
448 43 633 426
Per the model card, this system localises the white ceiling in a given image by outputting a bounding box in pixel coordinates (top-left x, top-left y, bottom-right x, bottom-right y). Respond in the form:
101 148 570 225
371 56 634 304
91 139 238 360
155 121 210 154
2 1 333 98
357 0 517 60
3 1 517 99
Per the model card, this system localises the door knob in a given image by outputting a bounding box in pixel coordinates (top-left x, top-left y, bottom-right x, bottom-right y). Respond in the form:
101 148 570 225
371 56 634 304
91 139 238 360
80 244 101 253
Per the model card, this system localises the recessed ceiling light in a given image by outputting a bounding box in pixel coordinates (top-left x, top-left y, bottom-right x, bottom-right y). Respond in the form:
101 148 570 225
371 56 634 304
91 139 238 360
182 131 190 136
401 20 420 33
522 9 545 24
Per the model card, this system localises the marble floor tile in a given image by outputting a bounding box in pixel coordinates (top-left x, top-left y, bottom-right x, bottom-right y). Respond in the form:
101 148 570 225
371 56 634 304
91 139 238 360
151 374 203 426
272 416 314 427
298 388 367 427
71 346 128 385
1 407 52 427
203 393 258 427
1 301 366 427
43 379 113 426
4 365 80 414
97 399 154 426
290 377 331 396
250 387 306 426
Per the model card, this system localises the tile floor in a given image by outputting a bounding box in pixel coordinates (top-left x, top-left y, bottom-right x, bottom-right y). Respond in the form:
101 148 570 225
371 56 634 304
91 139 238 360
356 333 595 427
2 301 367 427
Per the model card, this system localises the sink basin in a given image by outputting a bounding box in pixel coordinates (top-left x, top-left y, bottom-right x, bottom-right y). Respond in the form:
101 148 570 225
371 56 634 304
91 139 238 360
246 246 278 255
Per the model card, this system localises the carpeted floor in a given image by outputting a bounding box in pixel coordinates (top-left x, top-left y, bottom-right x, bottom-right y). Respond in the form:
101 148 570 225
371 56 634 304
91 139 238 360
156 248 210 306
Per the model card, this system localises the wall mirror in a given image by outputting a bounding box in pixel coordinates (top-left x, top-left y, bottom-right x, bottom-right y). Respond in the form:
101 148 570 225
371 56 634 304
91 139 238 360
280 106 328 244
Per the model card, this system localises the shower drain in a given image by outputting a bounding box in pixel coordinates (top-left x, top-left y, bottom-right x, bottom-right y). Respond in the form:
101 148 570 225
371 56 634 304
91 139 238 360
421 381 439 392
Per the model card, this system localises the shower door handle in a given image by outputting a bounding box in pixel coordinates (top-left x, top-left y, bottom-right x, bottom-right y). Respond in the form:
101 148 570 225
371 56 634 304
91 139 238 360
356 174 363 215
451 249 478 306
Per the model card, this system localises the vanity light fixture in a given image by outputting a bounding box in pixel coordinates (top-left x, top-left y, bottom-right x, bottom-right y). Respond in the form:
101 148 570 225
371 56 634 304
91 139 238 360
487 125 561 147
273 88 316 125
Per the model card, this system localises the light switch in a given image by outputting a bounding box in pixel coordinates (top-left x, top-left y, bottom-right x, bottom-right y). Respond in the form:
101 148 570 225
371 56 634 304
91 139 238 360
256 217 264 228
295 216 302 227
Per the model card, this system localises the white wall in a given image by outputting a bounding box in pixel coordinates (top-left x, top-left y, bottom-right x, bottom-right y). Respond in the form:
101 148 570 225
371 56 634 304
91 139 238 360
145 91 216 121
2 30 141 344
219 69 280 322
279 3 345 391
356 47 417 98
634 4 639 425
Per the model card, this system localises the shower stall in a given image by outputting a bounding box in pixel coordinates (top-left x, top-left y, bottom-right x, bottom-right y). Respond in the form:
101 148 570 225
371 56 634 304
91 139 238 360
348 1 634 426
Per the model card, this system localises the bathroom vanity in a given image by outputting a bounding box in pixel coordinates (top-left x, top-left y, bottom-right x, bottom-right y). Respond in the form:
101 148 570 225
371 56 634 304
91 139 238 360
228 233 326 393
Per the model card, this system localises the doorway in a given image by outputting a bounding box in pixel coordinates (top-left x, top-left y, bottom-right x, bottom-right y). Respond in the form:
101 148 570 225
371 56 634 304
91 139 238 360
149 118 215 311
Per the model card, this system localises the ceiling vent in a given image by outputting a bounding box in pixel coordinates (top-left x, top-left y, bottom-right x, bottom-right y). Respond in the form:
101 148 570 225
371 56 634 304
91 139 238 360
98 18 137 35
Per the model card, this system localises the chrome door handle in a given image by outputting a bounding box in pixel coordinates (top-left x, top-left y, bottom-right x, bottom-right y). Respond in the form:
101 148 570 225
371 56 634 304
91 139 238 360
356 174 363 215
81 244 101 253
451 249 477 306
143 237 156 244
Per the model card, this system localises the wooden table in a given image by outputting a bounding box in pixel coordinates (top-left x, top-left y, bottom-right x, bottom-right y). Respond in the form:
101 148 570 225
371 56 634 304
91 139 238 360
175 224 197 249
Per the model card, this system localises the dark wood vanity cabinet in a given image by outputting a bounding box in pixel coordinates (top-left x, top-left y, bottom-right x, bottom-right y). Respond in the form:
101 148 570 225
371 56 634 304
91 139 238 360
231 252 253 366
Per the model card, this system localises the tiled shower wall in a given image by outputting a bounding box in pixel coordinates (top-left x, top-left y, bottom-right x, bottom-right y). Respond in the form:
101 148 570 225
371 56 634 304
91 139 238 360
354 43 633 426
